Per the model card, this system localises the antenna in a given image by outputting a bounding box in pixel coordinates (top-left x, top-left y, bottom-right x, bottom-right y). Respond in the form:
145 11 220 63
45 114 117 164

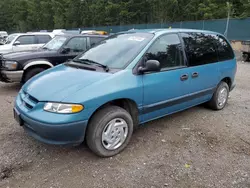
224 2 231 37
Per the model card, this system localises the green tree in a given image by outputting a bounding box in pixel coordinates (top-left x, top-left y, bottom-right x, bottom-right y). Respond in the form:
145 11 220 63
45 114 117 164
241 0 250 17
0 0 249 32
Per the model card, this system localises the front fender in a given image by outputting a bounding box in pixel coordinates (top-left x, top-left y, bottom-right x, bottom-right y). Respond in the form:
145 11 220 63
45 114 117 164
62 70 143 119
23 59 53 70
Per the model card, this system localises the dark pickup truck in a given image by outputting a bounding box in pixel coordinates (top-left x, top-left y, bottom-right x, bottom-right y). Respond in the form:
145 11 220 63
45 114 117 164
0 34 107 83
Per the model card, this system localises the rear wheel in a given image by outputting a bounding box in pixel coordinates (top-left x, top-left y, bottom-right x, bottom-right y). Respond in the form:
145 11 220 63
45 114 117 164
86 106 133 157
23 67 45 83
207 81 229 110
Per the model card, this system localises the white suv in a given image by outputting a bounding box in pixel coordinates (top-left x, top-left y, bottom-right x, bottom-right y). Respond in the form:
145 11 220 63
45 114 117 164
0 32 54 54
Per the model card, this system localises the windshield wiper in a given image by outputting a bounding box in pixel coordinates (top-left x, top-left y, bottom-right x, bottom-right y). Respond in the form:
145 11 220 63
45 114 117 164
72 59 91 65
79 59 109 72
67 60 96 71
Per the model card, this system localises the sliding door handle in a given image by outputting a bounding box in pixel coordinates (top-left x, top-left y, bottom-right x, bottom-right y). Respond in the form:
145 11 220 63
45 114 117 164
180 74 189 81
192 72 199 78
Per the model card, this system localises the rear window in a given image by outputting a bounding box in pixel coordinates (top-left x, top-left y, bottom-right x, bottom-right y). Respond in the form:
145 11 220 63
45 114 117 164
215 36 235 61
36 35 51 44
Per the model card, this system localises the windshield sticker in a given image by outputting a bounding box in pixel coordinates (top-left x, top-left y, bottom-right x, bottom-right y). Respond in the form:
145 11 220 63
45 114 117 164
128 36 145 42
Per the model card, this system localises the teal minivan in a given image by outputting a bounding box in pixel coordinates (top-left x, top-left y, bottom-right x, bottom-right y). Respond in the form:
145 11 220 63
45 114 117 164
14 29 236 157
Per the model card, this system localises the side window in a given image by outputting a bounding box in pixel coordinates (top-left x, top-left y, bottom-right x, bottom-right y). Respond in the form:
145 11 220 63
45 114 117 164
215 36 234 61
16 36 36 45
90 37 104 46
146 34 184 70
181 33 218 66
36 35 51 44
65 37 87 52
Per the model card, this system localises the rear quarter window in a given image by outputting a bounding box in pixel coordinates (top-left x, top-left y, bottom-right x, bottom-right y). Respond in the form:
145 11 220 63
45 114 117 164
215 35 235 61
36 35 52 44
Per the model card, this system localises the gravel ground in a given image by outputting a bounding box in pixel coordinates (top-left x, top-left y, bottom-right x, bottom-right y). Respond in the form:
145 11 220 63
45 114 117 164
0 61 250 188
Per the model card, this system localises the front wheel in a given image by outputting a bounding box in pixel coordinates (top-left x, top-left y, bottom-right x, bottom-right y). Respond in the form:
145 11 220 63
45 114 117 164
207 81 229 110
86 106 134 157
23 67 45 83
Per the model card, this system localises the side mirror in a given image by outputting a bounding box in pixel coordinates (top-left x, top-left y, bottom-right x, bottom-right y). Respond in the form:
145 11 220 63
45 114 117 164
61 47 70 54
138 60 161 74
13 41 21 46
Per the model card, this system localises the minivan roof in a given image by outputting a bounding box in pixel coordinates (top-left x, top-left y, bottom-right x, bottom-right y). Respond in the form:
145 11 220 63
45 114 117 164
123 28 221 36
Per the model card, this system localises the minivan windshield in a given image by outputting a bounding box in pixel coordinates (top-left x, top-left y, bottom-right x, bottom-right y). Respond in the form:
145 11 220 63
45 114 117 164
42 36 67 50
74 33 154 69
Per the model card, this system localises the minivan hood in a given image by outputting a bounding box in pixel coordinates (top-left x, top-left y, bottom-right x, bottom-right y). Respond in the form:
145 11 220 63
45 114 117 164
22 64 111 102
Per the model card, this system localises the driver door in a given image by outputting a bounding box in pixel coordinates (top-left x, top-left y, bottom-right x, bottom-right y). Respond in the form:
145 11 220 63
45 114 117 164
56 37 88 64
142 33 191 122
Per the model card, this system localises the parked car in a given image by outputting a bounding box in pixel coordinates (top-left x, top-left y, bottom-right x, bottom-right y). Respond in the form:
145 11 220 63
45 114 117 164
0 34 106 83
0 31 8 45
0 32 54 55
14 29 236 157
0 31 8 38
81 30 108 35
81 30 96 34
241 41 250 61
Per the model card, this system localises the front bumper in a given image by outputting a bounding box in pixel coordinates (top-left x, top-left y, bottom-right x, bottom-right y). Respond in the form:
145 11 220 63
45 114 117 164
0 70 23 83
15 107 88 146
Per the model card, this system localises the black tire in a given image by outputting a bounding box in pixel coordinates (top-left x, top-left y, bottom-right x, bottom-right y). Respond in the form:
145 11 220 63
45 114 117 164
86 106 133 157
23 67 45 83
207 81 229 110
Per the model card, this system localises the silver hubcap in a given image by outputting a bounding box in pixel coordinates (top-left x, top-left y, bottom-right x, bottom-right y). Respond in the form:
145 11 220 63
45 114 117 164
218 87 228 107
101 118 128 150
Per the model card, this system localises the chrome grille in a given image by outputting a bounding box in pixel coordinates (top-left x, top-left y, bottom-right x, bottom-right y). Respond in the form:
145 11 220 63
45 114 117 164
20 90 39 109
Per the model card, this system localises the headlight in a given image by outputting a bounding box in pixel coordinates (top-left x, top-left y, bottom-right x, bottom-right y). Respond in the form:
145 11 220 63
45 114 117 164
44 102 84 114
3 60 18 70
